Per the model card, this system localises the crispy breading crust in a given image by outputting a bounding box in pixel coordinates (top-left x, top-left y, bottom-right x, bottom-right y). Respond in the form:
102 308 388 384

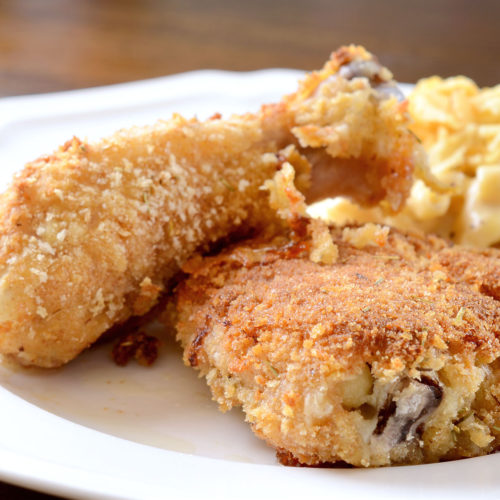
0 46 424 367
174 224 500 466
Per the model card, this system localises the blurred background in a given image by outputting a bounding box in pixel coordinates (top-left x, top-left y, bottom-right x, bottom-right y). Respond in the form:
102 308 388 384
1 0 500 498
1 0 500 98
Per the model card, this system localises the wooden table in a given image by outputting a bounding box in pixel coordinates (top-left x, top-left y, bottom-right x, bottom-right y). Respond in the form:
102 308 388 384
1 0 499 497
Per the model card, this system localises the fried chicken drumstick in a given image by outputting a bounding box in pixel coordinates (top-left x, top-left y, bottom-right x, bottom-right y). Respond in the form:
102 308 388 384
173 219 500 467
0 46 425 367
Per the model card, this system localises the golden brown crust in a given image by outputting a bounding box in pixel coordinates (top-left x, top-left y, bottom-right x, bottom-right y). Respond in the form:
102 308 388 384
111 330 160 367
176 227 500 369
288 45 421 210
0 121 288 367
0 45 423 367
174 224 500 466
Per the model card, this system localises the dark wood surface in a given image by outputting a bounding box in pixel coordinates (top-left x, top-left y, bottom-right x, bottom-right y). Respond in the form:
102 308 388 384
1 0 500 498
2 0 500 99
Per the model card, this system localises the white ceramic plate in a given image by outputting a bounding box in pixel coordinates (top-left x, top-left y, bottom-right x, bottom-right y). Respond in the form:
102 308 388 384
0 71 498 500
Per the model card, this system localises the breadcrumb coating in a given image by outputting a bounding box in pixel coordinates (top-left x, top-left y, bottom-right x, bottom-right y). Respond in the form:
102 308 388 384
174 222 500 467
0 46 424 367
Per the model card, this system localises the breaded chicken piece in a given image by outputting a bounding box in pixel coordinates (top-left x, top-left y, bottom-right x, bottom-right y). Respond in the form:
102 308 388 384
0 46 426 367
174 222 500 467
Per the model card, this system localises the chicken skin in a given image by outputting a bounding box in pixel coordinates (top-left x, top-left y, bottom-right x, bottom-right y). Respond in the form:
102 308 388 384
0 46 425 367
174 221 500 467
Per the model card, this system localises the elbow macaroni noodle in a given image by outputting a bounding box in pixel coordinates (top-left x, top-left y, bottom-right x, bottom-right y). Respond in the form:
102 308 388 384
310 76 500 248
